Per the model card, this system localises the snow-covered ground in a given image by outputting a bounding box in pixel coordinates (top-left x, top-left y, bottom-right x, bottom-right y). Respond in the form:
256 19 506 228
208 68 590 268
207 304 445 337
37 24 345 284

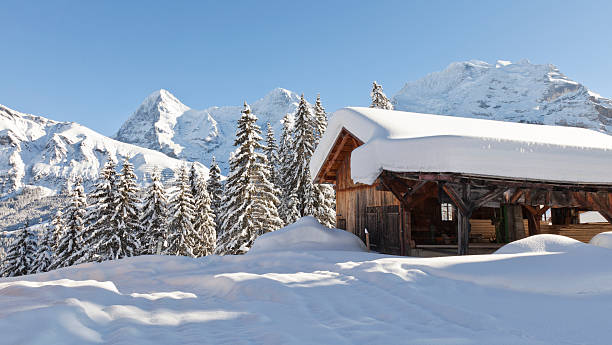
2 219 612 344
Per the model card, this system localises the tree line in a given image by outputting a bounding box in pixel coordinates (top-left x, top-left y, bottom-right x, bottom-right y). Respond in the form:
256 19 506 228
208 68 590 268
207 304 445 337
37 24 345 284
0 93 344 277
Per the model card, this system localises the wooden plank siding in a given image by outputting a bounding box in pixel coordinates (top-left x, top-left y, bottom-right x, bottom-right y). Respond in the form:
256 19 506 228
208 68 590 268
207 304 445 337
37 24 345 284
335 154 401 252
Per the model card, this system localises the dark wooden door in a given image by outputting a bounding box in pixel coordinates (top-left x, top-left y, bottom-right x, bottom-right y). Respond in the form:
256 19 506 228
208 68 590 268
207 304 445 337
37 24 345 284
366 206 380 252
382 205 400 255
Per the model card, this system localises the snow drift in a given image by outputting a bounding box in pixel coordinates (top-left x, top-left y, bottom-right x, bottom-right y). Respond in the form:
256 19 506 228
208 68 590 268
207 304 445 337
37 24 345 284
494 234 586 254
3 224 612 344
590 231 612 250
248 216 366 254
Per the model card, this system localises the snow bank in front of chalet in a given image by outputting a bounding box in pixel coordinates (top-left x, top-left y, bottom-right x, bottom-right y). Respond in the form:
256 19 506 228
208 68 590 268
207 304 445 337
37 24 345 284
4 240 612 343
494 234 586 254
248 216 366 254
590 231 612 249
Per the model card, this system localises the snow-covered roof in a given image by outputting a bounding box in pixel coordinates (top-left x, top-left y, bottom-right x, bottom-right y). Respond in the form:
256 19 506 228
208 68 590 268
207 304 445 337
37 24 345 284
310 107 612 185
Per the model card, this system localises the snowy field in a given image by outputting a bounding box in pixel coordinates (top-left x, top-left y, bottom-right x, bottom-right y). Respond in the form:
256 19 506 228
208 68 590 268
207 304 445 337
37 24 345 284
2 218 612 345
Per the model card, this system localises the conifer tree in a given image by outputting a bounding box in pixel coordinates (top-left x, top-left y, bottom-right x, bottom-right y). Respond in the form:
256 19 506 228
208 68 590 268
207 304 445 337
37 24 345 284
370 81 394 110
140 170 169 255
277 114 299 224
50 178 87 269
0 233 6 275
1 220 36 277
206 156 223 229
289 94 317 217
192 174 216 256
78 159 118 263
31 225 54 273
311 95 336 227
165 165 198 257
108 159 141 259
313 94 328 141
50 211 65 254
264 122 279 189
216 102 282 254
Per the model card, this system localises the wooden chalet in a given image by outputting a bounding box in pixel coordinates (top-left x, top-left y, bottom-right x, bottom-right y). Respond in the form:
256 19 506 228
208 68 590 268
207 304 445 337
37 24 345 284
310 107 612 256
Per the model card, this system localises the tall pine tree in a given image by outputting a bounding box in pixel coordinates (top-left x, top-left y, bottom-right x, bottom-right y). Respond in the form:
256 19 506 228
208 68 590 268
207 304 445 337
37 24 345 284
79 159 119 263
140 170 169 255
165 165 198 257
1 220 36 277
50 211 64 254
31 225 54 273
109 159 141 259
216 102 282 254
277 113 299 225
206 156 223 232
289 94 317 217
50 178 87 270
264 122 279 190
370 81 394 110
312 95 336 228
191 172 216 256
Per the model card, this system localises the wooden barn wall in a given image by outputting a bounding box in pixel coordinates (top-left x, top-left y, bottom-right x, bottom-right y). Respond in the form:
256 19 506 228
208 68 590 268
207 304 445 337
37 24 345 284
335 155 399 246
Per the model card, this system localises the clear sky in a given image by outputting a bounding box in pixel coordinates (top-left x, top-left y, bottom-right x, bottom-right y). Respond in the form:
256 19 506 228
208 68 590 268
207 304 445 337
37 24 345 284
1 0 611 136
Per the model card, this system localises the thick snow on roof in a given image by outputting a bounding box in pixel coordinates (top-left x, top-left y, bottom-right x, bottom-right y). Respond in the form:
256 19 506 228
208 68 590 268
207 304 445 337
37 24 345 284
311 107 612 185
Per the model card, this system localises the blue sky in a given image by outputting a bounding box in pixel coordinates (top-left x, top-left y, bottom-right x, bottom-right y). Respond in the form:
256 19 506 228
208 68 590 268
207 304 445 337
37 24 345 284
1 0 611 135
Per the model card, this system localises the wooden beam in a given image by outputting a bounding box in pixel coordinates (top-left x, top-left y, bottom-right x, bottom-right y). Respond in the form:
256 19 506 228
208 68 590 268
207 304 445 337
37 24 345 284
441 184 470 216
510 189 524 203
473 188 506 209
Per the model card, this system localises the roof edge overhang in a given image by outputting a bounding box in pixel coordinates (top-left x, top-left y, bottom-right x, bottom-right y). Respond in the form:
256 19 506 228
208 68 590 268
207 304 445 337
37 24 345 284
313 127 363 184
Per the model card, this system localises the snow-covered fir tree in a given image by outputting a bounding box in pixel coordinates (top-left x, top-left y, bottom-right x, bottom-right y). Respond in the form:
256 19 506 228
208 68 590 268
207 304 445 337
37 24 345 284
79 159 118 263
1 220 36 277
216 102 282 255
370 81 394 110
264 122 279 189
191 173 216 256
109 159 141 258
0 233 6 275
311 95 336 227
277 113 300 225
206 156 223 230
31 225 54 273
289 94 318 217
50 211 64 254
165 165 198 257
51 178 87 269
140 170 169 255
313 94 328 141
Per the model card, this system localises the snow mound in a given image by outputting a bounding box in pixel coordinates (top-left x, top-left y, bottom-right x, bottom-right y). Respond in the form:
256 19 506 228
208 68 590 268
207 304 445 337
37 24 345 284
494 234 585 254
590 231 612 250
248 216 367 254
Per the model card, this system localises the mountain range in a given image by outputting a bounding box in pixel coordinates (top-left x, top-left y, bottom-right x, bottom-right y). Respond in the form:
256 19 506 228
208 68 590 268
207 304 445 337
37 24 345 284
392 59 612 131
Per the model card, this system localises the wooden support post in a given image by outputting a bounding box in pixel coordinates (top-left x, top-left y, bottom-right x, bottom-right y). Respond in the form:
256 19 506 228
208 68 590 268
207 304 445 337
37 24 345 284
457 210 470 255
365 228 370 251
522 205 549 236
504 204 526 241
401 207 412 256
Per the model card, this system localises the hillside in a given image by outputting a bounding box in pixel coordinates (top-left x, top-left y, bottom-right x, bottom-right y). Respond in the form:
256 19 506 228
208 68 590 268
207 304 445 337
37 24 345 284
0 103 207 197
392 59 612 132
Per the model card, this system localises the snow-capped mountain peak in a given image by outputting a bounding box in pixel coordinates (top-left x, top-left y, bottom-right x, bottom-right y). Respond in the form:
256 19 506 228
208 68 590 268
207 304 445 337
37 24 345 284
115 87 303 172
392 59 612 132
0 103 207 197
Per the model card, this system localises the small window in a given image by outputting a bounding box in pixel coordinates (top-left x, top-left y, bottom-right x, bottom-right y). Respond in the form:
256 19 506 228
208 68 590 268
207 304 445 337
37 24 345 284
441 203 454 221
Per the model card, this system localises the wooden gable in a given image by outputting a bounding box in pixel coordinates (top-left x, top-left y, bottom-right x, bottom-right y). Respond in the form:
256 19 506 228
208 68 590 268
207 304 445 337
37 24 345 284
314 128 363 184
